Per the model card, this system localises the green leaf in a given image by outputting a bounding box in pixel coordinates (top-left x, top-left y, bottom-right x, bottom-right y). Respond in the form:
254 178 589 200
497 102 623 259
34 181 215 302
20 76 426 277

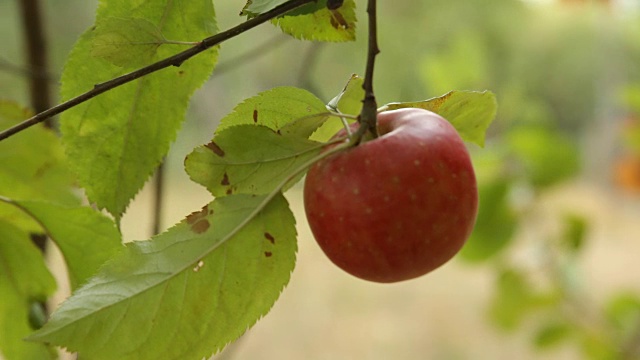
382 90 498 147
307 74 362 143
459 179 516 262
0 99 34 120
621 121 640 156
185 125 323 197
273 0 356 42
605 292 640 333
216 86 328 134
506 125 580 188
327 74 364 115
60 0 218 220
91 17 170 68
561 213 588 253
29 193 297 360
278 111 338 139
489 268 538 330
579 333 619 360
2 199 123 289
0 101 77 233
533 322 574 350
0 222 57 360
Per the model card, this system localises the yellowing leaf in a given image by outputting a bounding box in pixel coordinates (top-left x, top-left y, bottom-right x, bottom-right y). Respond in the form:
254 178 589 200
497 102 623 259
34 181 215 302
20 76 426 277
382 90 497 147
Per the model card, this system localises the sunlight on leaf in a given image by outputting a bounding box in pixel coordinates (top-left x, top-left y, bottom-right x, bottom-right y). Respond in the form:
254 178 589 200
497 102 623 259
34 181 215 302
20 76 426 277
273 0 356 42
327 74 363 115
61 0 218 220
310 74 363 142
382 90 497 147
186 125 323 197
28 194 297 360
0 222 57 360
216 86 328 134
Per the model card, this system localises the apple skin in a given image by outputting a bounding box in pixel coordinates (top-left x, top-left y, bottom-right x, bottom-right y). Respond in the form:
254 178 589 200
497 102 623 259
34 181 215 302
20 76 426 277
303 108 478 283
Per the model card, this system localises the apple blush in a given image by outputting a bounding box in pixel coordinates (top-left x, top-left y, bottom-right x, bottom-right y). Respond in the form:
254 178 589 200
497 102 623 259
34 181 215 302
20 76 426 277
303 108 478 283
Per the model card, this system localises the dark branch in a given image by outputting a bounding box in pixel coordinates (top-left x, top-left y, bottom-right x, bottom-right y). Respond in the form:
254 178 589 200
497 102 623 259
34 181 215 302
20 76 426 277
151 162 165 235
354 0 380 141
212 35 289 78
0 0 315 142
19 0 52 124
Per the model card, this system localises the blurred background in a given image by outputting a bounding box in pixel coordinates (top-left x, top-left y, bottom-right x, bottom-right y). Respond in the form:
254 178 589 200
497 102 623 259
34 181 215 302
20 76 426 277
2 0 640 359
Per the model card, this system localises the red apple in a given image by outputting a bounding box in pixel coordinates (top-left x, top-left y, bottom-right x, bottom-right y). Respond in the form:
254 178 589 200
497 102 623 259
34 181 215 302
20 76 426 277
303 108 478 283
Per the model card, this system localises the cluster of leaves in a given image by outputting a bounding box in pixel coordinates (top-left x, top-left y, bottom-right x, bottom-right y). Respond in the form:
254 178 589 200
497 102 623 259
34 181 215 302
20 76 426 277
0 1 498 359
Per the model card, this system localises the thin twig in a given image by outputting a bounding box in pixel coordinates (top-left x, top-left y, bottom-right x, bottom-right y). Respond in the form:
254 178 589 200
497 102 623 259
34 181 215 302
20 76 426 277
354 0 379 141
151 162 165 235
0 57 58 82
212 35 289 77
0 0 315 142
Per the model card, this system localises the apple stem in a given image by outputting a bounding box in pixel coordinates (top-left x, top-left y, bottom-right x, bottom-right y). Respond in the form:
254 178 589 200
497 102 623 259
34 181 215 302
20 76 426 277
356 0 380 143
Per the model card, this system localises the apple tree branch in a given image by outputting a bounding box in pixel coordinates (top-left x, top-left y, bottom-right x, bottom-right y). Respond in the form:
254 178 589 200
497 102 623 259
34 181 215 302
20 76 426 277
0 0 315 142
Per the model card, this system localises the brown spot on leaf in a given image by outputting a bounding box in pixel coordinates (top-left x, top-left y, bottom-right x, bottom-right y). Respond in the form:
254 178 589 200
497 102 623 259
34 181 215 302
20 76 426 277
428 92 453 113
221 172 230 186
205 141 225 157
264 251 272 257
329 10 348 30
253 109 258 123
264 232 275 244
192 219 210 234
226 188 233 195
186 205 209 224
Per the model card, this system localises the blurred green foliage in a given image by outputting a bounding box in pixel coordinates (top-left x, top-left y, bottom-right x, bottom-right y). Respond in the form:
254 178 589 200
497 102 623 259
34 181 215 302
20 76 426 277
2 0 639 359
397 1 640 359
